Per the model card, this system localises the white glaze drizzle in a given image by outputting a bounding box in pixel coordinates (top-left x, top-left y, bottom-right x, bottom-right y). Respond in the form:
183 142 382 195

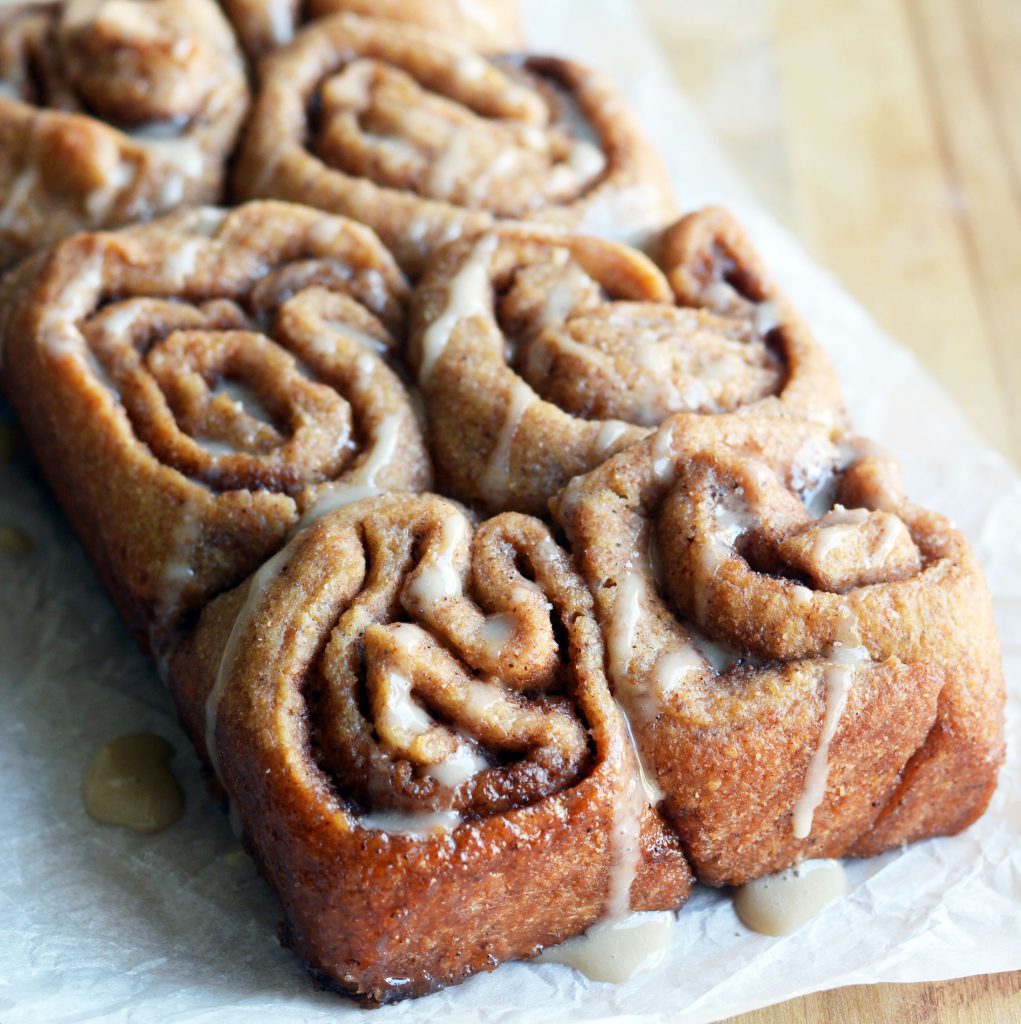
418 234 498 382
157 508 203 625
606 569 645 690
650 421 677 486
296 412 401 528
379 623 488 790
205 409 402 776
404 510 466 612
428 126 475 200
593 419 631 458
427 744 488 788
143 135 206 208
265 0 293 46
204 543 294 778
791 605 868 839
478 612 516 658
694 491 753 622
164 238 204 287
872 514 908 562
651 645 703 698
810 506 870 564
753 299 782 337
537 702 672 983
0 164 37 233
323 321 388 355
359 808 460 836
83 159 134 220
377 667 433 739
479 379 534 504
214 378 273 425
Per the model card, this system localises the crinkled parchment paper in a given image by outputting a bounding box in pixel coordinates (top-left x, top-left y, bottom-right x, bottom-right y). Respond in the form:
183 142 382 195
1 2 1018 1021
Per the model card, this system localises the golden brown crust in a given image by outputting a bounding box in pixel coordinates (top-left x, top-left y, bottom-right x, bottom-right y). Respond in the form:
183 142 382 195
169 494 691 1003
0 0 249 268
407 210 845 516
0 201 431 654
551 419 1005 885
231 14 676 275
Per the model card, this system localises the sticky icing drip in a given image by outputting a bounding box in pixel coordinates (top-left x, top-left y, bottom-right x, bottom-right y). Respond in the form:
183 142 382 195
156 508 202 629
650 421 677 485
536 911 674 983
296 412 401 527
593 419 631 458
205 407 405 776
479 379 534 504
734 859 848 936
359 808 460 836
265 0 293 45
606 570 645 690
694 490 753 621
419 235 498 382
205 544 293 778
83 733 183 834
404 510 466 612
810 506 870 563
380 622 489 789
537 702 671 983
791 606 867 839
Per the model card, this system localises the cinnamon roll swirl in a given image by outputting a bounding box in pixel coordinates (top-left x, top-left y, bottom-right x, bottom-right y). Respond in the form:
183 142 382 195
408 212 844 515
232 14 675 275
0 201 430 654
169 493 692 1003
0 0 249 269
551 417 1005 885
219 0 522 61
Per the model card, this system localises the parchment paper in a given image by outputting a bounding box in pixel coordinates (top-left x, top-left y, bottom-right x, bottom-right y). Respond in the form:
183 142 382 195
1 2 1018 1021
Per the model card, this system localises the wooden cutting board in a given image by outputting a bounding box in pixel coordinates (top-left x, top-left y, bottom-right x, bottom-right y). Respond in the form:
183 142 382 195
635 0 1021 1020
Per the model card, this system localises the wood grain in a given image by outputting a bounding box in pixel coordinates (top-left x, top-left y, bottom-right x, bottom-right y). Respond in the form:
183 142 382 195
634 0 1020 1020
637 0 1021 467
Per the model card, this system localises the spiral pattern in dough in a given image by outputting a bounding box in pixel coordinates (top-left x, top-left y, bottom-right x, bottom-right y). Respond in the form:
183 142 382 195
409 212 843 515
0 0 249 268
232 14 676 275
552 416 1005 884
170 493 692 1003
0 201 431 651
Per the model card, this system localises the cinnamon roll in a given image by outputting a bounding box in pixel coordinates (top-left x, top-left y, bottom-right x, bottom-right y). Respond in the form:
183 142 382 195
551 417 1005 885
231 14 675 275
169 493 692 1003
219 0 522 61
0 201 430 654
0 0 249 269
408 211 844 516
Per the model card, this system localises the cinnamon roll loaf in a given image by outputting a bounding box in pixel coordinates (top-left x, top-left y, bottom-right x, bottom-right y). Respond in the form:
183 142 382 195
0 0 249 269
232 14 675 275
408 209 844 515
0 201 430 654
219 0 522 61
551 417 1006 885
169 493 692 1003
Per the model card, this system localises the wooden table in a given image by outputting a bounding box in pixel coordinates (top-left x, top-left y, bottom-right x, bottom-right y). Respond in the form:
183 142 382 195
634 1 1021 1020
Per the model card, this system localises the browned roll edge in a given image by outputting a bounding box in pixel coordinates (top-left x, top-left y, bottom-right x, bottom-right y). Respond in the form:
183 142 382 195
169 494 692 1002
551 415 1005 885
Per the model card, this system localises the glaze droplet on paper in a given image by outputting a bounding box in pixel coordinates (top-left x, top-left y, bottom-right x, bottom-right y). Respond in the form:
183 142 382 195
536 911 674 983
734 859 847 936
83 734 184 834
